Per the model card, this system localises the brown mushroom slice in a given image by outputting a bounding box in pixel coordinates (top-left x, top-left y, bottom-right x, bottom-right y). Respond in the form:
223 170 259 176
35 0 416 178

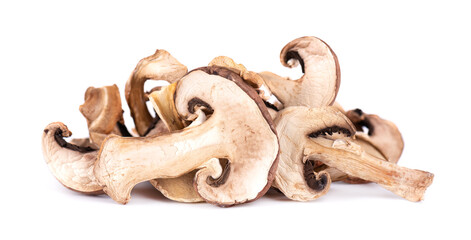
42 122 102 194
79 84 130 148
276 106 433 201
259 36 340 108
346 108 404 164
209 56 283 110
125 49 188 136
94 67 279 206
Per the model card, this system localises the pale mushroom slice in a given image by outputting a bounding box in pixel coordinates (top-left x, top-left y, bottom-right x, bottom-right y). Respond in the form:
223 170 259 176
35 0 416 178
125 49 188 136
259 36 340 108
148 85 205 203
209 56 283 110
42 122 102 194
275 106 433 202
79 84 131 148
94 66 279 206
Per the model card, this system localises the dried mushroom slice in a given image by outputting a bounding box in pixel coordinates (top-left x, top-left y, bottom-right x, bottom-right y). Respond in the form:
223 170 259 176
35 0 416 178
209 56 283 110
79 84 130 148
346 108 404 164
276 106 433 202
259 36 340 108
42 122 102 194
125 49 187 136
273 107 353 201
94 66 279 206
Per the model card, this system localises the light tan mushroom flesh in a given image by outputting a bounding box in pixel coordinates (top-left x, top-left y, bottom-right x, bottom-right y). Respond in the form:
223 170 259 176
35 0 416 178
259 36 340 108
275 106 433 202
79 84 130 148
42 122 102 194
209 56 283 110
94 66 279 206
125 49 187 136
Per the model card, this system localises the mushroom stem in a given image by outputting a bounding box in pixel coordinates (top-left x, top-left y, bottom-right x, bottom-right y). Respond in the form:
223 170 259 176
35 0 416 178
304 140 434 202
95 68 279 206
94 117 224 204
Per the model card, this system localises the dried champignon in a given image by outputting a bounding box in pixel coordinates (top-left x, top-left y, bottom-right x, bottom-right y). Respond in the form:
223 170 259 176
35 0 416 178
125 49 187 136
209 56 283 110
79 84 131 148
346 108 404 164
94 66 279 206
259 36 340 108
147 83 204 202
273 107 349 201
275 106 433 202
42 122 102 194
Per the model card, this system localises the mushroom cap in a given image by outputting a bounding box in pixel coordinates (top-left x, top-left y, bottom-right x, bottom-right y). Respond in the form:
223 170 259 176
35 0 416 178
176 66 279 206
273 106 355 201
346 108 404 164
94 66 279 206
42 122 103 194
260 36 340 108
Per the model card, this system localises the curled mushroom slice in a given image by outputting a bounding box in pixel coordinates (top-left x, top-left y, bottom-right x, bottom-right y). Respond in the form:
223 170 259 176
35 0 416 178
276 106 433 202
346 108 404 164
94 66 279 206
42 122 102 194
259 36 340 108
79 84 130 148
209 56 283 110
125 49 187 136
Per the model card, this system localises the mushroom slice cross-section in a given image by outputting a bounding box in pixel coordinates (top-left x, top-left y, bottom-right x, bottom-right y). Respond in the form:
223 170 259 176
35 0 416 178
79 84 131 148
42 122 102 194
259 36 340 108
125 49 188 136
94 66 279 206
346 108 404 164
275 106 434 202
209 56 283 110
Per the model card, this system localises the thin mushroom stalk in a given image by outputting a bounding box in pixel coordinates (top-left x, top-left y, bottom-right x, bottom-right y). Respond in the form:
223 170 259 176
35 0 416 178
94 66 279 206
275 106 433 202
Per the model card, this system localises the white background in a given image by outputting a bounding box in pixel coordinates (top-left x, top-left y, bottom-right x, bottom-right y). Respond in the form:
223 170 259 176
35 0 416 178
1 1 469 239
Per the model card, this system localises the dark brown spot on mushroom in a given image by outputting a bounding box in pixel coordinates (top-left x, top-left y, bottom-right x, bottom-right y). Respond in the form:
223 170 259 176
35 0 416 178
284 51 305 73
44 129 49 134
206 158 231 188
304 160 328 191
188 97 213 115
308 126 352 138
54 129 95 153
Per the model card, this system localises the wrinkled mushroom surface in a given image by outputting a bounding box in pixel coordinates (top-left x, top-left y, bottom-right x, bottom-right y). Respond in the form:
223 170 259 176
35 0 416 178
79 84 130 148
125 49 187 136
276 106 433 202
259 36 340 108
94 66 279 206
42 122 102 194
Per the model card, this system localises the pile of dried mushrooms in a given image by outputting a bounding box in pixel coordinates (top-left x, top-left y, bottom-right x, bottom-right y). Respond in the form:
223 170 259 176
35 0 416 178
42 36 434 207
